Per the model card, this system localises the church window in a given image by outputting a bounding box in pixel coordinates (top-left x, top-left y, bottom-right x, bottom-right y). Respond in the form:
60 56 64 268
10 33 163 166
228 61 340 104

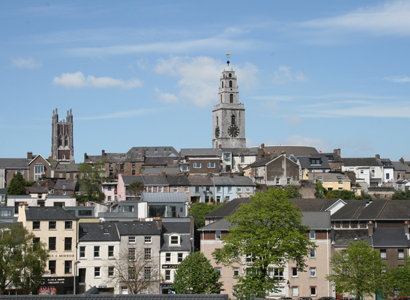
229 73 232 78
220 95 222 103
216 116 219 126
222 82 224 88
231 115 236 125
230 94 233 103
62 154 66 160
229 81 232 88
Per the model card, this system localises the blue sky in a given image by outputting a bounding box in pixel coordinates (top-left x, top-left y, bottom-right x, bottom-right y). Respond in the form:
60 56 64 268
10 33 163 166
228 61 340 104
1 0 410 162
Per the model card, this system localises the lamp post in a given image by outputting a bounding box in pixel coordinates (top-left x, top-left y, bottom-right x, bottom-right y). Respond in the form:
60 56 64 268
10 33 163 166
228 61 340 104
73 260 80 295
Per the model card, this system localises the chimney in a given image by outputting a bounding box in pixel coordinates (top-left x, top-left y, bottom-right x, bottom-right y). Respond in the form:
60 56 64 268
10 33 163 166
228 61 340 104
162 171 166 177
400 157 405 164
333 148 341 156
184 171 189 177
282 151 286 155
41 172 46 180
368 221 374 236
229 172 233 178
154 217 162 231
219 144 222 149
102 150 106 157
207 172 212 179
375 154 380 159
17 202 28 223
84 153 88 160
27 152 33 160
258 147 264 159
405 221 409 235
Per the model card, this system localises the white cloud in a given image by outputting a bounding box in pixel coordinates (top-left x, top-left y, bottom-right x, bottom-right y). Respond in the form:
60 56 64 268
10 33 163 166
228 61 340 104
12 58 42 69
76 109 152 120
154 56 258 107
265 135 332 153
299 0 410 40
272 66 307 85
286 115 303 125
317 104 410 118
52 72 142 88
154 88 179 104
384 76 410 83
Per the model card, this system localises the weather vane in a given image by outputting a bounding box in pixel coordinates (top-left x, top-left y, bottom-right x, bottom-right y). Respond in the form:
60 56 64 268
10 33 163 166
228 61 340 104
226 53 232 65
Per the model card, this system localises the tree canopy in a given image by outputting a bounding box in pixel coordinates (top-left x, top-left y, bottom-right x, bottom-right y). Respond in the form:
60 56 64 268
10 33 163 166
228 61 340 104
173 252 222 294
215 188 316 299
0 225 49 294
392 190 410 200
326 240 385 299
284 184 301 198
128 181 145 199
6 172 27 196
77 161 105 203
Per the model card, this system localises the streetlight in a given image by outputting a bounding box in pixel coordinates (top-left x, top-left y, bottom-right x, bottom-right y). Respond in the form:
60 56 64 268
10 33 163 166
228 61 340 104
73 260 81 295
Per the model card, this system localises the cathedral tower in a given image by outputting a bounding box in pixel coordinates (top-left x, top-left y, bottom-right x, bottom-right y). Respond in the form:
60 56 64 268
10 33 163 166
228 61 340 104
51 108 74 163
212 61 246 149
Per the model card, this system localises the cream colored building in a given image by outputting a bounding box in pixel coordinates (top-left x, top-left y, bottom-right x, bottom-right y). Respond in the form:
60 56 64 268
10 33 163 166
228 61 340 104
18 203 79 294
307 172 351 191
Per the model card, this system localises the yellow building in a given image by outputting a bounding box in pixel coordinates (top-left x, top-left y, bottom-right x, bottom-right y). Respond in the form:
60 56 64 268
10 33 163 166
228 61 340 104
308 172 351 191
18 203 79 295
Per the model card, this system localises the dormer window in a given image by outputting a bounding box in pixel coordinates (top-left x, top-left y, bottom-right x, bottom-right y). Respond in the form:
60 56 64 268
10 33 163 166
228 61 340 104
310 158 321 165
170 235 180 245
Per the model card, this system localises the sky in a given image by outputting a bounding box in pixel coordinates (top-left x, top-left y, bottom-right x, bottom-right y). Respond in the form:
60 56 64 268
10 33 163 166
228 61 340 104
1 0 410 162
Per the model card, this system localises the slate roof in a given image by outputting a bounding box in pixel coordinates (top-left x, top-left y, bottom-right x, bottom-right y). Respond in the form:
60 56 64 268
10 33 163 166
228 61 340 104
122 175 145 185
141 192 188 203
392 161 409 172
143 176 170 186
54 179 77 191
204 198 250 219
0 295 228 300
308 173 351 182
221 148 258 156
244 158 276 169
129 146 178 157
250 145 318 157
302 212 331 229
54 163 80 172
299 156 331 170
162 221 191 234
180 148 222 157
373 227 410 247
317 152 342 162
142 167 181 175
116 221 161 235
0 189 6 195
334 229 372 246
213 176 255 186
187 176 214 186
342 157 382 167
199 218 234 231
161 233 191 252
289 198 339 212
25 207 78 221
79 222 120 241
26 187 48 193
165 175 191 186
0 158 28 169
144 157 179 166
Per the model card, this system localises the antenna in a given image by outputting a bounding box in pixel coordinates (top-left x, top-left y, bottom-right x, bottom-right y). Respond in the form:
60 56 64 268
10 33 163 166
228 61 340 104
226 53 232 65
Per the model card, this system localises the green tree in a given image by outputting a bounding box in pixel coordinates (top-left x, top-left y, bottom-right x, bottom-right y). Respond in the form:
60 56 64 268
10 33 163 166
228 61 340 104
0 225 49 294
215 188 316 299
356 191 372 200
189 202 225 251
6 172 27 196
77 161 105 202
380 256 410 298
128 181 145 200
174 252 222 294
284 184 301 198
315 182 327 199
392 190 410 200
326 189 356 200
326 240 386 299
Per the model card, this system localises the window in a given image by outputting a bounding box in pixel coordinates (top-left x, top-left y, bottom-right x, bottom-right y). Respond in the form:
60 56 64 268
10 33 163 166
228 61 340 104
65 237 72 251
310 158 321 165
310 249 316 258
241 156 245 163
230 94 233 103
78 210 92 216
94 246 100 258
94 267 101 277
79 246 86 258
287 177 291 184
310 230 316 239
165 253 171 262
229 80 232 87
144 248 151 260
195 186 200 193
128 248 136 261
49 221 56 229
65 221 72 229
49 260 56 274
158 186 163 192
310 286 317 297
215 267 221 275
246 187 250 192
276 178 280 185
108 246 114 258
184 186 189 192
178 253 183 263
237 187 242 192
292 267 298 277
228 187 232 193
386 173 390 180
145 236 152 244
170 236 179 245
233 267 239 277
310 267 316 277
108 266 114 277
215 231 221 239
193 162 201 168
33 221 40 230
144 267 151 280
224 153 230 162
292 286 299 297
274 268 284 279
165 270 171 281
399 249 405 259
148 186 152 193
173 187 178 192
208 162 215 168
381 249 387 259
65 261 72 274
217 186 221 193
129 236 136 244
181 165 189 172
34 165 44 180
49 237 56 251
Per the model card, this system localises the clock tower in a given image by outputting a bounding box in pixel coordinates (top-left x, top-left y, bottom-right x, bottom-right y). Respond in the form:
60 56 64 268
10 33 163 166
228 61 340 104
212 61 246 149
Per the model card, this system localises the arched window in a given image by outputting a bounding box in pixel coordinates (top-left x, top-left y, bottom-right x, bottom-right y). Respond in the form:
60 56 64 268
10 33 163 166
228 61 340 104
229 81 232 88
220 95 222 103
222 82 224 88
231 114 236 125
62 154 66 160
230 94 233 103
229 73 232 78
216 116 219 126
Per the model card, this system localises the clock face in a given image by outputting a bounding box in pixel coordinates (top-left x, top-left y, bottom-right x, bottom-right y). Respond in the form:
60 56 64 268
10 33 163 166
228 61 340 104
215 126 220 138
228 125 239 137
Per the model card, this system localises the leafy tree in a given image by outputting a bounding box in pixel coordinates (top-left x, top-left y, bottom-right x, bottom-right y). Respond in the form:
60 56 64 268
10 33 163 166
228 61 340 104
215 188 316 299
326 189 356 200
315 182 327 199
6 172 27 196
189 202 225 251
392 190 410 200
174 252 222 294
128 181 145 200
356 191 373 200
77 161 105 202
106 249 159 294
0 224 49 294
326 240 386 299
284 184 301 198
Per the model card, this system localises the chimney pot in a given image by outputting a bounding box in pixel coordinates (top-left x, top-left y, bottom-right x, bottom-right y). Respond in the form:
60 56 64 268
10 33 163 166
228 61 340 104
368 221 374 236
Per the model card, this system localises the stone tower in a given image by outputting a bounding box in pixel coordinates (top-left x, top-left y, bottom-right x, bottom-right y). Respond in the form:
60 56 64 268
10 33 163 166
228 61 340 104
212 61 246 149
51 108 74 163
